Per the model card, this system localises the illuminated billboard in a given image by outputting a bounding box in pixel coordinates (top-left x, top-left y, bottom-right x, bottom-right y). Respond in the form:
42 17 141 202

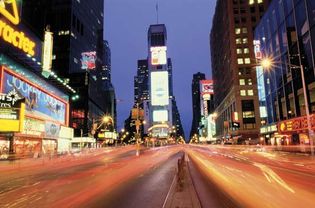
2 69 67 124
151 71 169 106
150 46 167 65
0 0 37 56
200 80 214 99
81 51 96 70
153 110 168 122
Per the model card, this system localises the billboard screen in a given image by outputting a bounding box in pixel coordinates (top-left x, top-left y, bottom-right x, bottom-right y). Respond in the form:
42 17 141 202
151 71 169 106
2 71 67 124
150 46 167 65
81 51 96 70
200 80 214 99
153 110 168 122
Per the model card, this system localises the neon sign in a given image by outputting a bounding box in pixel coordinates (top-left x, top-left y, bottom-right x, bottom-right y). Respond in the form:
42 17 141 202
81 51 96 70
0 0 36 56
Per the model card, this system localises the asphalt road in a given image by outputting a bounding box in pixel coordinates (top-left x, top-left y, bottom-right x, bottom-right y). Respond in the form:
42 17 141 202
187 144 315 208
0 146 182 208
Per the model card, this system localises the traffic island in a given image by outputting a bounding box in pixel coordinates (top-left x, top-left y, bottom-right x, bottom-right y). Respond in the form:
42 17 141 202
164 154 201 208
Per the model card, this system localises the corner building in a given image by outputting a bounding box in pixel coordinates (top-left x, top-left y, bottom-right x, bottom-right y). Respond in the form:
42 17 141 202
255 0 315 145
210 0 271 143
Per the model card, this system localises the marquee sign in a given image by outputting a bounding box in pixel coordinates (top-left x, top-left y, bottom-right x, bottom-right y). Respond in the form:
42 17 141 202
278 115 315 134
0 0 37 56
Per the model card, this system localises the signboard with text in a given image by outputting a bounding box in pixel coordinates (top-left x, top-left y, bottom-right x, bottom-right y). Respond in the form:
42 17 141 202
2 70 67 124
278 115 315 134
150 46 167 65
151 71 169 106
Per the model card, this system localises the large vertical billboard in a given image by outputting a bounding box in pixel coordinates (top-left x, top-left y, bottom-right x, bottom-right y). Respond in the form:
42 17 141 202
150 46 167 65
200 80 214 100
153 110 168 122
151 71 169 106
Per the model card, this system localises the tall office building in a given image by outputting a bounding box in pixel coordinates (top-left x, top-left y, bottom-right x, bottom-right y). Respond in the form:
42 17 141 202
134 59 149 104
255 0 315 145
148 24 173 139
22 0 114 137
190 72 206 138
210 0 271 143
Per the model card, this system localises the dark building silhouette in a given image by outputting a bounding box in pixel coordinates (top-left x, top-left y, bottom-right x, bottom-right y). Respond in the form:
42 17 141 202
134 59 149 105
210 0 271 143
190 72 206 139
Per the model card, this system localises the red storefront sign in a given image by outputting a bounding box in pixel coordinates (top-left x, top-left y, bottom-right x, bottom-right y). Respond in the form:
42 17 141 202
278 114 315 134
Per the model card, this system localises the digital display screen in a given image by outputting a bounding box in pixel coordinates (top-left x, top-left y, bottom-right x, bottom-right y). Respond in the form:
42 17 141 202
150 46 167 65
153 110 168 122
151 71 169 106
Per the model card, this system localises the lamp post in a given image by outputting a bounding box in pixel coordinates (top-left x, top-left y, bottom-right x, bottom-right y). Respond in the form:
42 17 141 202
260 58 314 156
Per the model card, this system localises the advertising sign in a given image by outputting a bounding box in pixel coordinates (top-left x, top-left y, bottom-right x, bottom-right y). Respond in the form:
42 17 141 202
151 71 169 106
200 80 214 99
278 115 315 134
2 71 67 124
81 51 96 70
254 40 262 60
150 46 167 65
45 121 60 138
0 88 25 132
42 30 53 78
0 0 38 57
22 117 45 137
153 110 168 122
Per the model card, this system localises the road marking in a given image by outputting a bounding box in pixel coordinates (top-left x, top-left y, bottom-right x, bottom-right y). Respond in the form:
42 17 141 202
162 169 177 208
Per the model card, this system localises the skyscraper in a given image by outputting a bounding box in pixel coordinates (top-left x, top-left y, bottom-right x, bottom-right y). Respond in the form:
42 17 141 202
148 24 172 139
22 0 115 137
210 0 271 143
190 72 206 139
134 59 149 105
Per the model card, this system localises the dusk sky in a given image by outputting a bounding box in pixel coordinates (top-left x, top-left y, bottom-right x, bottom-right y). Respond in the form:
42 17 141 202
105 0 216 137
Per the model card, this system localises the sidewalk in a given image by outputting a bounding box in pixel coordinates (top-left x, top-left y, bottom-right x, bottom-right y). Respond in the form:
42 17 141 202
164 154 201 208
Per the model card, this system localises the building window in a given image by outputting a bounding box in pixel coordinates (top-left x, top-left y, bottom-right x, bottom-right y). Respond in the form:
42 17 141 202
238 58 244 64
243 111 255 118
244 58 251 64
249 0 254 5
243 123 256 129
247 89 254 96
239 79 245 85
258 0 263 3
236 38 242 44
243 38 248 44
248 79 253 85
235 28 241 35
237 48 242 54
240 90 246 96
244 48 250 54
242 27 248 33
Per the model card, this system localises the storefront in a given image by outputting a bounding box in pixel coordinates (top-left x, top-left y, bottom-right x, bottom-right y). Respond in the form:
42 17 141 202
278 114 315 146
260 124 277 145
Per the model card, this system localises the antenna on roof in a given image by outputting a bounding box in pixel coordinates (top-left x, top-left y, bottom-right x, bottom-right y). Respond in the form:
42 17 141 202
156 2 159 24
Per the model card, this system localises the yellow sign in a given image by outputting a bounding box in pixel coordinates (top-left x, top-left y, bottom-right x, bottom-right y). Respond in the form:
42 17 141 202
0 103 25 132
0 0 36 56
0 0 20 25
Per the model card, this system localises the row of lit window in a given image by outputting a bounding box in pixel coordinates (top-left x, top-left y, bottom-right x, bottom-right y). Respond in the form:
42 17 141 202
240 89 254 96
239 78 253 85
236 38 248 44
235 27 248 35
237 48 250 54
237 58 251 64
249 0 263 5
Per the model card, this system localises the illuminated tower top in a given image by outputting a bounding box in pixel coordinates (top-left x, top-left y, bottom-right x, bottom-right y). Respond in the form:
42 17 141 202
148 24 167 47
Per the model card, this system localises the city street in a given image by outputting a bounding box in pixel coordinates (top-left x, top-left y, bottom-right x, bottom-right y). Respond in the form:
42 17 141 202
1 145 315 207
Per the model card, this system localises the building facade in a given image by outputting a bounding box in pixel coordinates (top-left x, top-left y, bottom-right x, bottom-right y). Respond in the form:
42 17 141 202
255 0 315 146
210 0 271 143
0 0 73 159
22 0 116 139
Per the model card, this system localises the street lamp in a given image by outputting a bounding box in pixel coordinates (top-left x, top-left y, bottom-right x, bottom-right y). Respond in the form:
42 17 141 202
260 57 314 156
